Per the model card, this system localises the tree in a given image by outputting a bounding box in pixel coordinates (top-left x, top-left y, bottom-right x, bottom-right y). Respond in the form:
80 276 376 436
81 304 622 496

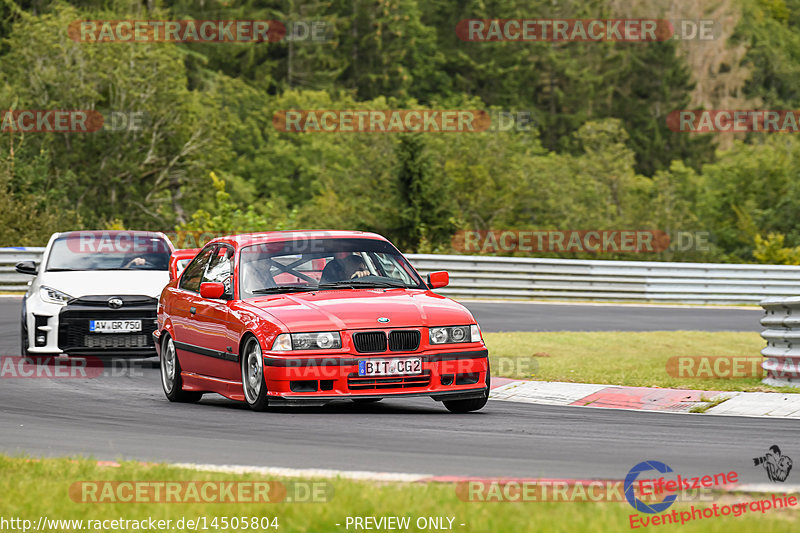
0 3 234 229
605 39 714 176
393 133 455 251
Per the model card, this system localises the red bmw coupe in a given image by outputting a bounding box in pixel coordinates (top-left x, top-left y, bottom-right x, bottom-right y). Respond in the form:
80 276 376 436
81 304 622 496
154 231 490 413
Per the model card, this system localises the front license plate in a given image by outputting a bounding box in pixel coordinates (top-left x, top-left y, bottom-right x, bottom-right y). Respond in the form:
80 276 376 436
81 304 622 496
358 358 422 376
89 320 142 333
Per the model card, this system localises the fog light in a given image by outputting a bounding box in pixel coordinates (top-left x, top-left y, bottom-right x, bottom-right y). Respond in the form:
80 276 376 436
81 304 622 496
290 380 319 392
34 315 49 347
456 373 480 385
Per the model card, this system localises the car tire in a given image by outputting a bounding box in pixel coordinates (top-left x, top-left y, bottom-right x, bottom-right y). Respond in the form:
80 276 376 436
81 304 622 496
160 335 202 403
443 367 490 414
241 336 269 411
20 322 29 357
20 300 29 357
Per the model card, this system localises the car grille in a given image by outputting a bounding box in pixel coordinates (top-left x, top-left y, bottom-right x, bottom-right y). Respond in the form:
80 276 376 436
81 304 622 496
347 371 431 390
83 334 150 349
352 330 420 353
68 295 158 307
352 332 387 353
388 330 420 351
58 297 158 354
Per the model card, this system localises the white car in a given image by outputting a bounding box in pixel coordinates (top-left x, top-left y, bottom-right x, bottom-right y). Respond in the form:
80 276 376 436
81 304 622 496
17 231 174 357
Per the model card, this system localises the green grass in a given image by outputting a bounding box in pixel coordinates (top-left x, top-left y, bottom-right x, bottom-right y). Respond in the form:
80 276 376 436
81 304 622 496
689 395 733 413
0 455 797 533
483 331 798 393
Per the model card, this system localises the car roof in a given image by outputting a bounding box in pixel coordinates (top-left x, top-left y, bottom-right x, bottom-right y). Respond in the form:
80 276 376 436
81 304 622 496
172 248 200 257
206 230 388 248
57 230 169 238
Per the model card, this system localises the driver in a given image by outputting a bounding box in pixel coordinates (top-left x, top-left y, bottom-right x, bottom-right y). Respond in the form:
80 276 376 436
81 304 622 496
341 255 370 279
122 257 147 268
320 254 371 283
121 254 167 269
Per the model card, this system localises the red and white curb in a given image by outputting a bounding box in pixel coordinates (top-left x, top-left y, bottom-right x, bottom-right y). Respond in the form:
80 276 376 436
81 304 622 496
489 379 800 418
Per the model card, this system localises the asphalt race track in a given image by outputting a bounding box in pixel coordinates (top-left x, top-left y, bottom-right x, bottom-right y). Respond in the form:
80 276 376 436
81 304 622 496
0 296 787 482
1 360 796 482
462 301 762 333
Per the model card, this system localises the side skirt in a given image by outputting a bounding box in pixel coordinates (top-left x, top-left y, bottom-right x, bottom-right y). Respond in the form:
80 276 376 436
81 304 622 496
181 372 245 402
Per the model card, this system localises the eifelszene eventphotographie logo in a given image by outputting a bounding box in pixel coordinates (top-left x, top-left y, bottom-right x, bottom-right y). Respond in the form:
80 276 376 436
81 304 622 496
624 461 678 514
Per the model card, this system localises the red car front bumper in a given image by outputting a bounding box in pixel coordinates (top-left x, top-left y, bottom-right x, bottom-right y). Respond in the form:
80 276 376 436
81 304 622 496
261 349 489 405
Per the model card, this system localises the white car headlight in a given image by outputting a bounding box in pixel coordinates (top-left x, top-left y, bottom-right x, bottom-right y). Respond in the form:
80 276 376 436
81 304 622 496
429 325 479 345
39 285 74 305
271 332 342 351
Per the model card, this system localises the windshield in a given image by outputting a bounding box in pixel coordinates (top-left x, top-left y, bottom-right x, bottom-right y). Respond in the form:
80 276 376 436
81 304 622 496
46 234 171 271
239 238 426 298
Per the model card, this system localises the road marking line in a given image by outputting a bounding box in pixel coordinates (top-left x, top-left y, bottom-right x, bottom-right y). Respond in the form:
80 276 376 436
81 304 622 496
171 462 430 482
165 462 800 493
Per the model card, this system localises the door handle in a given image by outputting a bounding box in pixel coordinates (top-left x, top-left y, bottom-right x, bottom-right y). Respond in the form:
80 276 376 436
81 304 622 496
190 306 196 315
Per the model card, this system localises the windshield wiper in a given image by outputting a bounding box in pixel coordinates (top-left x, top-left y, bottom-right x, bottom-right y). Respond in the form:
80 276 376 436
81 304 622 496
46 268 82 272
251 286 318 295
318 279 407 289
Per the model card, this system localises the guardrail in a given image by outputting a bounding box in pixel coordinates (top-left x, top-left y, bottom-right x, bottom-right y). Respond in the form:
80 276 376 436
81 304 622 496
3 248 800 304
407 254 800 304
0 248 44 291
760 297 800 388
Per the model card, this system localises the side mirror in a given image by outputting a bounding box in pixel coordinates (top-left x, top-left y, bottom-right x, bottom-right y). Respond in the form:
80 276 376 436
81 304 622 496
200 282 225 299
15 261 37 276
427 271 449 289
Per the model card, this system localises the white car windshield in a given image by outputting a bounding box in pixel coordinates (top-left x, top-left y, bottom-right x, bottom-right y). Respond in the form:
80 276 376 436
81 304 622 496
239 238 426 298
46 234 171 271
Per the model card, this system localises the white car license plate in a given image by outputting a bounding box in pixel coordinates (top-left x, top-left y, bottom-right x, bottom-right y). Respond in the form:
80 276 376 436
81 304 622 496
89 320 142 333
358 358 422 376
